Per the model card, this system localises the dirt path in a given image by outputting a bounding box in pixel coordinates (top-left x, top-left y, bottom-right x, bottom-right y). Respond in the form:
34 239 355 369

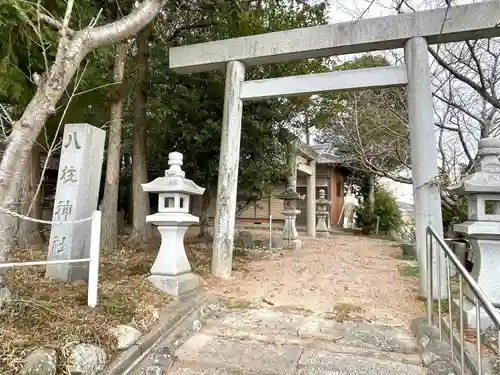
204 232 423 327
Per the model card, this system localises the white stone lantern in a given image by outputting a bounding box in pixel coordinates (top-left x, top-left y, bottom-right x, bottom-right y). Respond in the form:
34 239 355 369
316 189 331 238
451 137 500 327
142 151 205 296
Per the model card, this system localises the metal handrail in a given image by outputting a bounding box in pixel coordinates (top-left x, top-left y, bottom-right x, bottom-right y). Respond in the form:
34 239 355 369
426 225 500 375
427 226 500 327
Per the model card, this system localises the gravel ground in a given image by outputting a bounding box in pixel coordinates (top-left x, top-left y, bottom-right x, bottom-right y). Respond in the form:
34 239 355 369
204 232 424 327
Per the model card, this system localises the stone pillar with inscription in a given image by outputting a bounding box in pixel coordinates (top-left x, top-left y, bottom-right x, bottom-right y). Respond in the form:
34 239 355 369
45 124 106 281
142 151 205 296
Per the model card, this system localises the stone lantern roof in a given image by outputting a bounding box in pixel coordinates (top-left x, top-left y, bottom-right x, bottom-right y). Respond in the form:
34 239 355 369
450 138 500 195
277 186 301 200
142 152 205 196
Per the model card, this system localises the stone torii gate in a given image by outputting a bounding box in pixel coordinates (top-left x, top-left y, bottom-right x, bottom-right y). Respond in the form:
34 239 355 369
168 1 500 298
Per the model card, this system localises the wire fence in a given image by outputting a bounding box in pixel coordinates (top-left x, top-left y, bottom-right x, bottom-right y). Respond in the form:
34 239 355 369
0 207 101 308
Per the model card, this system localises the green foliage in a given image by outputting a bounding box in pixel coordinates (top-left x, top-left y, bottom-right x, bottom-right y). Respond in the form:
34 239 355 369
356 204 376 235
0 0 103 106
356 183 403 234
1 0 331 215
373 185 403 232
441 195 468 233
136 0 331 209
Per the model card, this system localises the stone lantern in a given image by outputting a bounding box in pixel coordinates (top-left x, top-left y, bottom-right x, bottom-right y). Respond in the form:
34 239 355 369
450 137 500 327
142 151 205 296
277 186 302 249
316 189 330 238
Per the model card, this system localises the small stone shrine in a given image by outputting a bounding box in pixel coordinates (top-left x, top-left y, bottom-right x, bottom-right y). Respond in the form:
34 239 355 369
142 151 204 296
278 184 302 250
451 137 500 327
316 189 330 238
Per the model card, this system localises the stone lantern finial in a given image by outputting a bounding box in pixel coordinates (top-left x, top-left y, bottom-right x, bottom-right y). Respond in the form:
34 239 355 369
475 138 500 173
166 151 185 177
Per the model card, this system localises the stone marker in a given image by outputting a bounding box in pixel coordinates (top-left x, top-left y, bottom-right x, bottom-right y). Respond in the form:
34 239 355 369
45 124 105 281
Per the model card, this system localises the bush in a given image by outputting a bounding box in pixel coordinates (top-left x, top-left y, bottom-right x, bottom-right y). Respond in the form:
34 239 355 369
356 185 403 234
374 186 403 232
356 204 376 234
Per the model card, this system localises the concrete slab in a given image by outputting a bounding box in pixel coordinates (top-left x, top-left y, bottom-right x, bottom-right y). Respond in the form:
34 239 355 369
175 334 302 375
169 2 500 73
298 349 427 375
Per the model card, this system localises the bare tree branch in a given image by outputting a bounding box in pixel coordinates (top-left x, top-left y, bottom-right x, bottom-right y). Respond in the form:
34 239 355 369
429 46 500 109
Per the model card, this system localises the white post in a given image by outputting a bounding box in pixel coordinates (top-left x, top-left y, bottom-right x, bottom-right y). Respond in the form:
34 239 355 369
87 210 101 308
269 215 272 250
405 37 447 299
212 61 245 279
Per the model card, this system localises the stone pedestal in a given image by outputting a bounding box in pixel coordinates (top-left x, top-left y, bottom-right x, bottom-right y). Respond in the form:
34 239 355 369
282 209 302 249
146 223 200 296
142 152 205 297
453 298 499 329
278 187 302 250
451 138 500 328
316 189 330 238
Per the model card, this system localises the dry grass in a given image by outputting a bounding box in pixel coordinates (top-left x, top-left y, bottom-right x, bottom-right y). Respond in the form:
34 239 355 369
0 238 173 375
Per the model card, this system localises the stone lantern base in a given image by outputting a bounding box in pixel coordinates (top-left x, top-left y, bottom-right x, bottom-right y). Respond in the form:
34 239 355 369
316 213 329 238
146 218 201 297
316 231 329 239
281 209 301 250
148 273 200 297
452 298 500 329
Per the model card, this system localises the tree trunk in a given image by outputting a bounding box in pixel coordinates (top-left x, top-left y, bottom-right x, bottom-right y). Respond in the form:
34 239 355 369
0 0 164 302
198 186 212 238
130 26 153 242
367 174 375 215
17 144 43 247
101 42 127 250
123 151 132 225
305 112 310 145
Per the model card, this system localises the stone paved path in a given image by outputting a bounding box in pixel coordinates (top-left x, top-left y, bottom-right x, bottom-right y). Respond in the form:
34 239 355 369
130 234 427 375
132 304 428 375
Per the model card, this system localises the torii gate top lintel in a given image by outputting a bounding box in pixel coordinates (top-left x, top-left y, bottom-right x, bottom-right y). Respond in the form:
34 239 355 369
169 1 500 74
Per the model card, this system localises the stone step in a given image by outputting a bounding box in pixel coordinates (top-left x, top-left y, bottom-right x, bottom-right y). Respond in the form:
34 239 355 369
297 348 427 375
202 308 419 355
172 333 427 375
175 333 301 375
